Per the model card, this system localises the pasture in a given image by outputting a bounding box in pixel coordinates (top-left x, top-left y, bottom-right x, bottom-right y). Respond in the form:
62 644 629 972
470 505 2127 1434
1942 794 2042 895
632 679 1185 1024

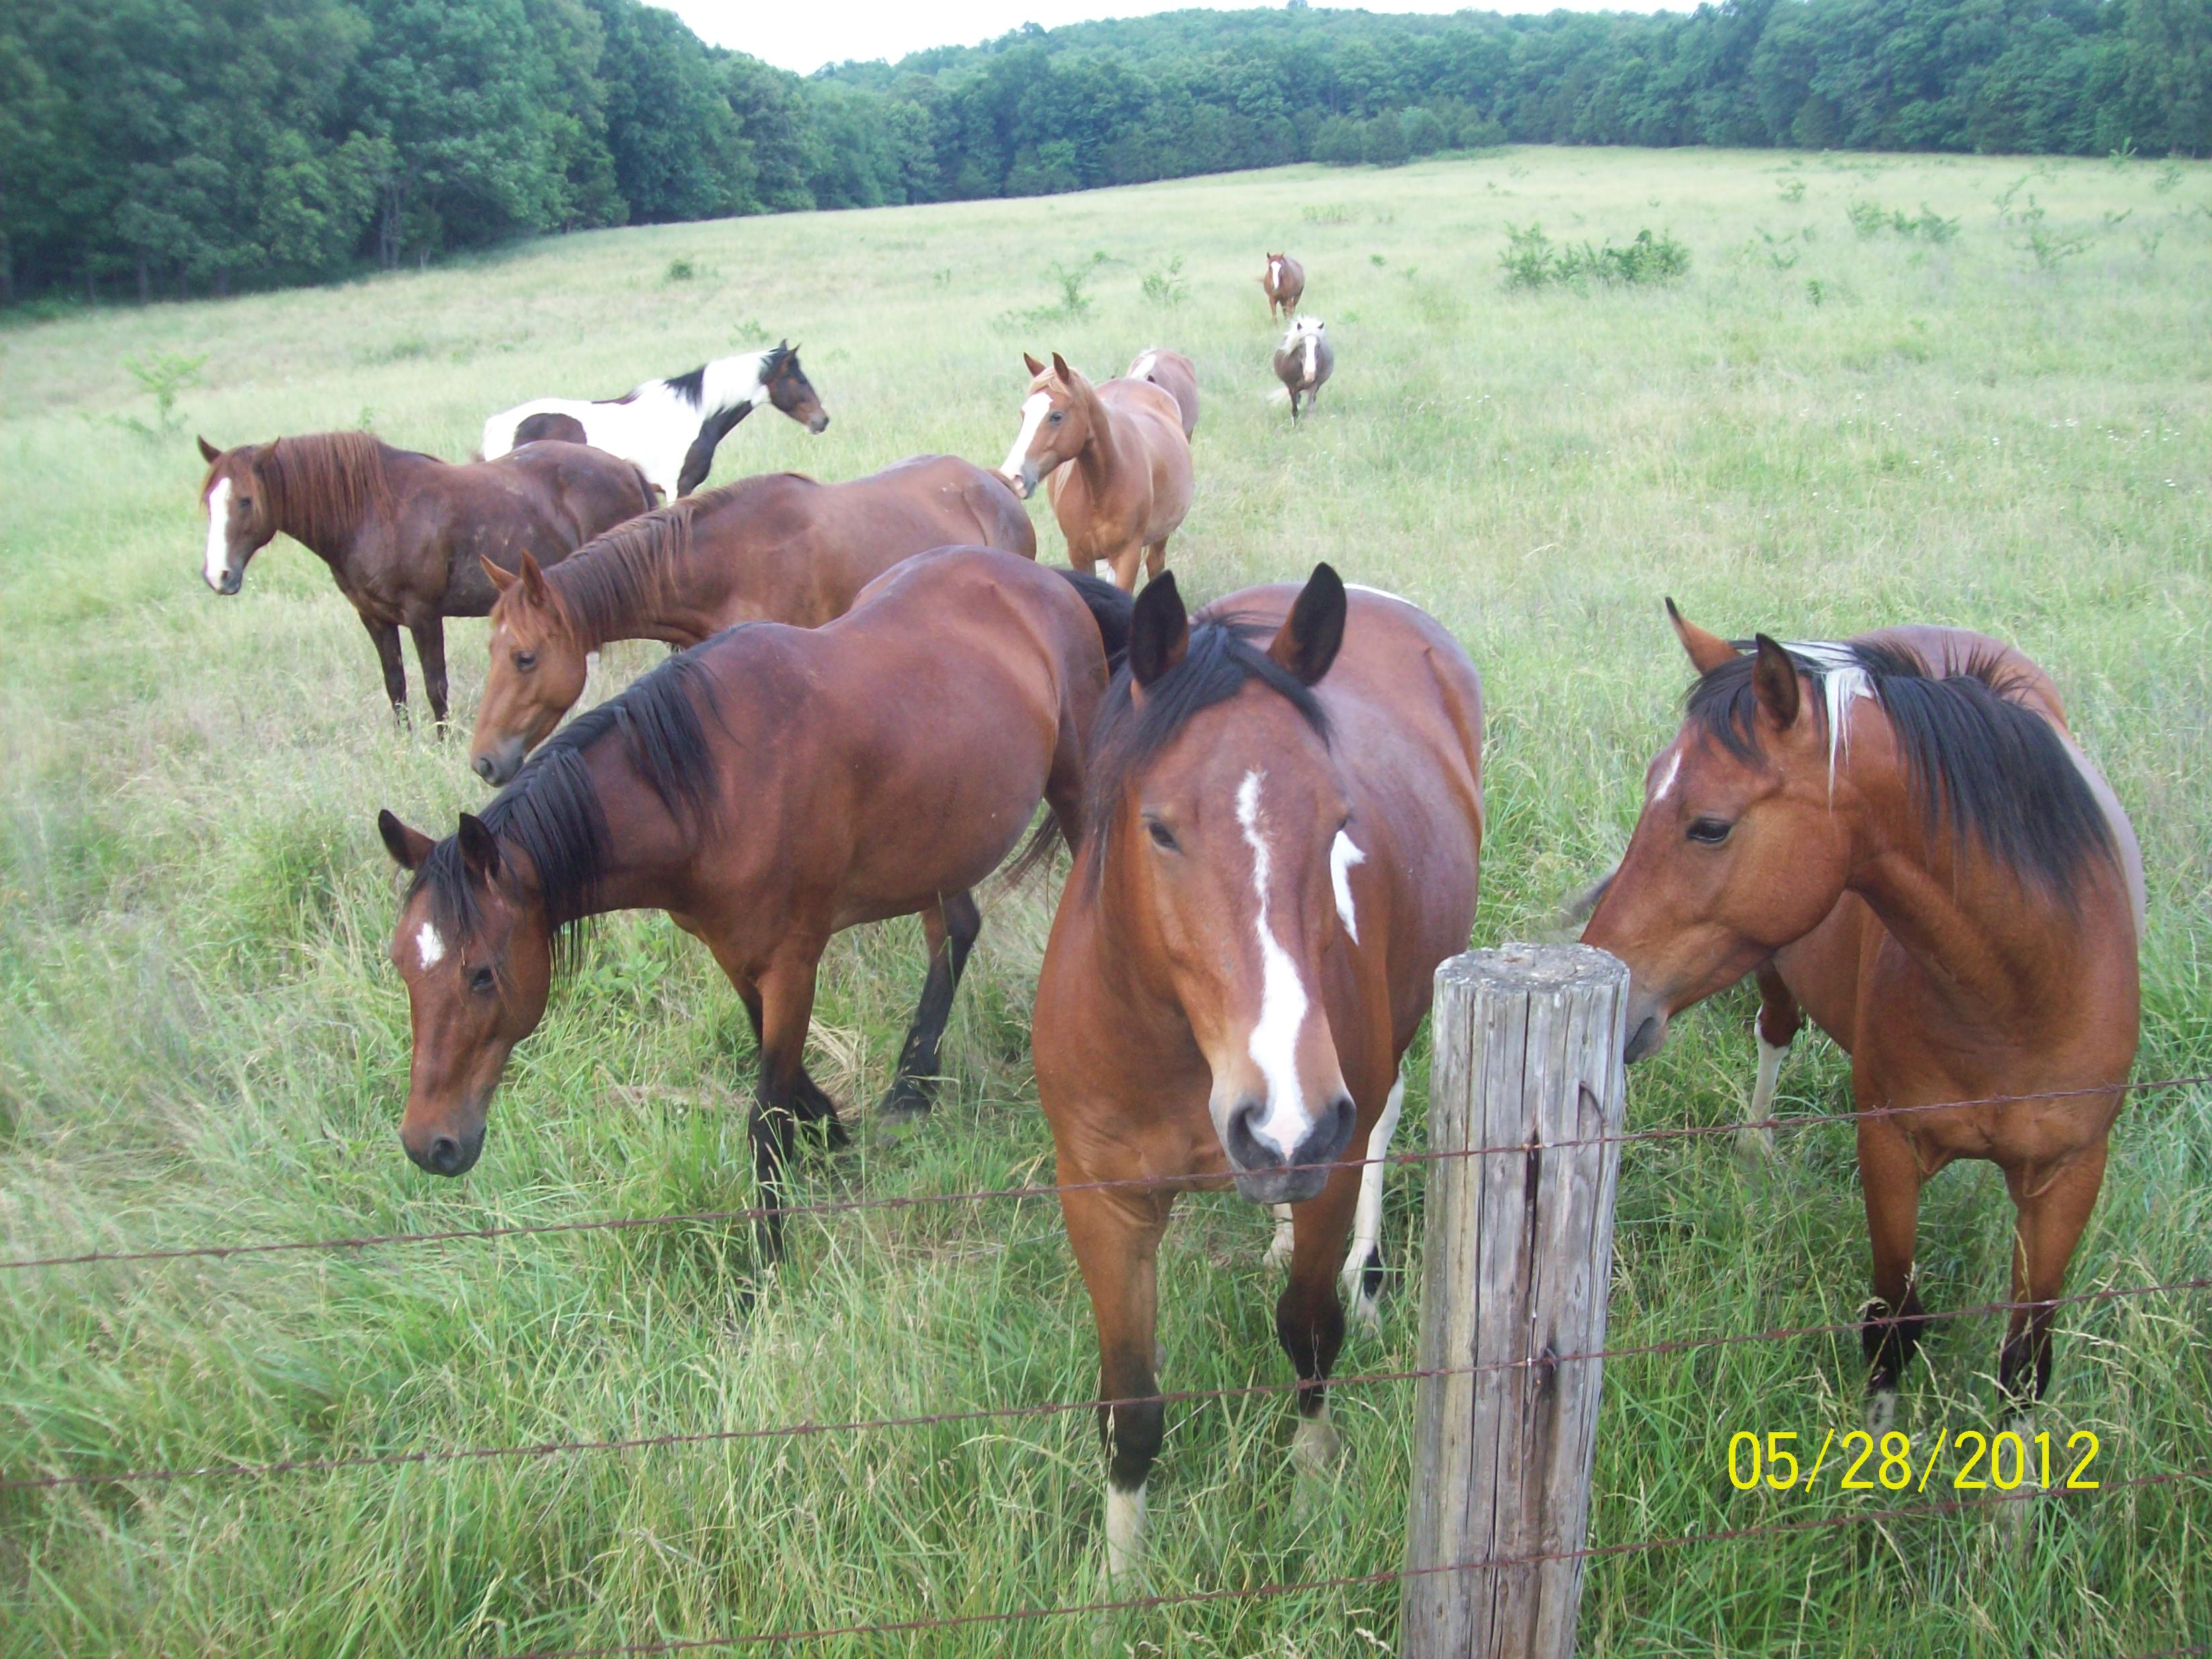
2 144 2208 1656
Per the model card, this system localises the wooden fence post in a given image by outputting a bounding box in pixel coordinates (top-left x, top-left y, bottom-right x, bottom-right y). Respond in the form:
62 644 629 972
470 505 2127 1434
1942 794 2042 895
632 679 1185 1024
1401 942 1630 1659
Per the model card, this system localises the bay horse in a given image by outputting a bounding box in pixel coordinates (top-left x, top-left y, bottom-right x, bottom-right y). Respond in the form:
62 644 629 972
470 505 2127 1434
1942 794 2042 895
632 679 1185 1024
1260 252 1305 319
467 455 1036 785
380 549 1128 1258
1031 566 1485 1578
999 351 1193 593
196 432 651 729
1125 348 1199 438
1581 606 2144 1427
482 343 828 501
1272 317 1334 421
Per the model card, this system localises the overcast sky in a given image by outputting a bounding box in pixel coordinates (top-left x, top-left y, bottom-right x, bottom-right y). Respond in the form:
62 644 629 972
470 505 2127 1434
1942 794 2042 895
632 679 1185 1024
659 0 1674 77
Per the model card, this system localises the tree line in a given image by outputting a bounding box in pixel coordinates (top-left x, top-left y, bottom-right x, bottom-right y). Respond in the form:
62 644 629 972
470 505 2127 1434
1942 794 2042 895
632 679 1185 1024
3 0 2206 305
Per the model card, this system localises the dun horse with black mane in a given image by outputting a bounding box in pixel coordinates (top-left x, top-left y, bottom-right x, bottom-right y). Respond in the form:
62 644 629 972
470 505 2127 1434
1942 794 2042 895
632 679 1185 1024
1582 608 2143 1427
467 455 1034 785
197 431 651 729
381 549 1129 1258
1031 566 1484 1578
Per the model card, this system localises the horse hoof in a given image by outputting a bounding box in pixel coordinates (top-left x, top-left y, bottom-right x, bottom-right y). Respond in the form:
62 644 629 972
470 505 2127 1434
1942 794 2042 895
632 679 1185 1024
1862 1391 1899 1434
1736 1126 1778 1164
874 1086 932 1137
1291 1413 1344 1478
1340 1250 1383 1333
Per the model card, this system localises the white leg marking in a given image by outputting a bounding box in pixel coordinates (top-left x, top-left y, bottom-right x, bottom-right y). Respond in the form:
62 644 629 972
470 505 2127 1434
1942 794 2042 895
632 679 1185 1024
415 921 447 970
999 391 1050 481
1863 1390 1897 1434
1264 1203 1296 1270
202 477 233 590
1740 1032 1788 1161
1342 1070 1405 1328
1329 830 1366 944
1105 1483 1146 1582
1291 1401 1343 1475
1234 770 1312 1159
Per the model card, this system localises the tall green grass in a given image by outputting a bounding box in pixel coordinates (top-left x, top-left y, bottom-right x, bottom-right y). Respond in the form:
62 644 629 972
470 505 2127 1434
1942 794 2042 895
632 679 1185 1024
2 146 2207 1656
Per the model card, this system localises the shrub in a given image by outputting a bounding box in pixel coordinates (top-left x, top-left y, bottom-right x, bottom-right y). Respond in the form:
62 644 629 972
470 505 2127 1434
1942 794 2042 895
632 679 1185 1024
1501 223 1690 289
1848 200 1959 242
1140 255 1188 308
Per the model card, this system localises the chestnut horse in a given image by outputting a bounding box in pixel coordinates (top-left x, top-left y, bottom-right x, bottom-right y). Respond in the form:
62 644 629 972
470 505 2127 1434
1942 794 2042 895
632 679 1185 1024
1272 317 1334 421
381 549 1127 1258
1125 348 1199 438
197 432 651 729
1582 607 2144 1425
467 455 1036 785
999 352 1193 593
1260 252 1305 319
1032 566 1485 1578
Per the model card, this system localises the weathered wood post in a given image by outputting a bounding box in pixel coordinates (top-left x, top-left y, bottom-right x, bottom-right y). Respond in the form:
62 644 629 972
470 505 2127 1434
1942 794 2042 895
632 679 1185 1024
1401 943 1630 1659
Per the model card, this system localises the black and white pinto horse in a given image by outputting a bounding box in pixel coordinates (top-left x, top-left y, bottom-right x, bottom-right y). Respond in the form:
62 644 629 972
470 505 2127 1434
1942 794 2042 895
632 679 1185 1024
481 343 829 501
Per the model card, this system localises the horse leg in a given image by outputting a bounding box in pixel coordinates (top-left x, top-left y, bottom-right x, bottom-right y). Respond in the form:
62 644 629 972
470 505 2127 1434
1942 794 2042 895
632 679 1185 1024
1279 1166 1358 1475
1264 1205 1296 1270
1143 539 1168 583
878 890 982 1125
1856 1117 1927 1431
746 948 836 1262
409 615 450 733
362 615 408 726
1743 961 1803 1161
731 972 845 1148
1998 1144 2109 1418
1340 1067 1407 1331
1062 1178 1171 1583
1107 545 1142 593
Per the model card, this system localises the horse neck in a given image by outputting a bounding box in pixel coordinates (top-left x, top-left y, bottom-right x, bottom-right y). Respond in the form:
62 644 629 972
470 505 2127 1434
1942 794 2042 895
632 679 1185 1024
268 437 393 561
521 737 701 926
699 354 766 418
549 511 707 650
1070 383 1125 495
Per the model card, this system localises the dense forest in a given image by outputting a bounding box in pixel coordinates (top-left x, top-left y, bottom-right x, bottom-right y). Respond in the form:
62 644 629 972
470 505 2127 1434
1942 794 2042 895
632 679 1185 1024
3 0 2207 304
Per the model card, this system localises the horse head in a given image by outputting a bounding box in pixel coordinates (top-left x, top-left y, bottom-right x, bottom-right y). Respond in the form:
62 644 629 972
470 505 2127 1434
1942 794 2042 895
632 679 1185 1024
472 552 584 787
763 341 829 434
195 435 280 595
999 352 1093 500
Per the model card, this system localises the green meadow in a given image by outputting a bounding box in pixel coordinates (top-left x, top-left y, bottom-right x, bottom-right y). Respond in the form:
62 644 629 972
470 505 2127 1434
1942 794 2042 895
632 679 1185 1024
1 145 2207 1656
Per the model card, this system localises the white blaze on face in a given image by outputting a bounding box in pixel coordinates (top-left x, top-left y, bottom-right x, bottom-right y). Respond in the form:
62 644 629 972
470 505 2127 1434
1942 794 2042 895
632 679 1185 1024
1269 258 1283 289
1650 742 1685 804
415 921 448 971
1000 391 1050 480
1235 770 1313 1159
1329 830 1366 944
1301 325 1317 385
203 476 233 590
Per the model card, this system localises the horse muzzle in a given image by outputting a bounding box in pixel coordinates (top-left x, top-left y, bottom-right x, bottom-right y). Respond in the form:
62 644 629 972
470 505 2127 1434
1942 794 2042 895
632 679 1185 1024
1219 1093 1356 1206
207 568 243 597
806 411 830 434
1622 993 1670 1064
403 1118 486 1178
472 739 525 789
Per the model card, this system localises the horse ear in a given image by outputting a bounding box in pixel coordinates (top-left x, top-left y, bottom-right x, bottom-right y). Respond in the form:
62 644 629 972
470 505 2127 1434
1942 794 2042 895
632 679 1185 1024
197 434 221 464
1051 352 1074 385
517 552 549 604
456 813 502 882
1750 635 1803 729
1666 597 1738 675
378 809 434 872
1128 572 1189 690
1023 352 1046 376
1267 562 1348 687
481 556 518 593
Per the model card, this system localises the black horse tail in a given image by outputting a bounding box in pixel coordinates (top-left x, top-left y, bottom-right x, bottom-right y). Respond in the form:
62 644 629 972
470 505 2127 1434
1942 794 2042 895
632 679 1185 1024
1057 568 1134 674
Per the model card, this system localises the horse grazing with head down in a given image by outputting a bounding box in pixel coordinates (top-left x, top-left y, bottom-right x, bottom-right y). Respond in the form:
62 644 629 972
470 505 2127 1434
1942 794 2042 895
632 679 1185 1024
1272 317 1334 421
999 352 1193 593
482 343 828 501
467 455 1035 785
197 432 651 729
1582 606 2144 1427
1125 348 1199 438
1032 566 1485 1579
1260 252 1305 319
381 548 1129 1258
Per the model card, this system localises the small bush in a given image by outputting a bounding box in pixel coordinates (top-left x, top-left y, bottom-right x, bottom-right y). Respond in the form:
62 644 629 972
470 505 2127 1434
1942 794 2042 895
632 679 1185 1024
1140 255 1188 308
664 257 696 283
118 350 206 438
1301 203 1354 225
1501 223 1690 289
1848 200 1958 242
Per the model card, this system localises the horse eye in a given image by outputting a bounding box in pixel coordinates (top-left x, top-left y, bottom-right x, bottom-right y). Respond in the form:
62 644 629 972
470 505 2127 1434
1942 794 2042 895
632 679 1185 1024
1687 817 1733 846
513 650 537 672
1146 819 1178 852
468 965 495 994
1047 410 1065 424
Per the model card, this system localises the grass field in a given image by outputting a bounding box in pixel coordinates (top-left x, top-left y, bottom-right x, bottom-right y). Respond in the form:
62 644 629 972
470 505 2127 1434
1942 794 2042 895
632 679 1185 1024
3 144 2209 1657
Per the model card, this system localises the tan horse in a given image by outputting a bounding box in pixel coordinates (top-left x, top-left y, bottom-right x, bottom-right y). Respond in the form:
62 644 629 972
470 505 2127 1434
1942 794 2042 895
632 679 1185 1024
1032 567 1484 1578
468 456 1034 785
1125 347 1199 438
1260 252 1305 319
1582 607 2144 1425
1272 317 1334 421
999 352 1193 593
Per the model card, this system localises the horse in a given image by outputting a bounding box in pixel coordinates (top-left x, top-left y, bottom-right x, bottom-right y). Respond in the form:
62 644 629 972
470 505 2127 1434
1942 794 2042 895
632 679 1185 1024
511 411 593 450
481 343 828 502
1580 605 2144 1428
999 351 1193 594
1260 252 1305 319
196 432 652 730
380 548 1131 1259
1272 317 1334 421
1030 566 1485 1579
1125 348 1199 438
467 455 1036 785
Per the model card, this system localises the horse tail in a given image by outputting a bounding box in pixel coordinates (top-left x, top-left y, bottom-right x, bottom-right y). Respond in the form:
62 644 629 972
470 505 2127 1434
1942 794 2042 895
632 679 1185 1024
1002 807 1066 891
626 460 656 512
1056 568 1134 674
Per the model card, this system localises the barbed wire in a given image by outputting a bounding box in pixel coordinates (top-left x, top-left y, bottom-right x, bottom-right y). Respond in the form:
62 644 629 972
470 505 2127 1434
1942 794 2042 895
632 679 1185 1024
476 1463 2212 1658
4 1073 2203 1275
9 1273 2205 1495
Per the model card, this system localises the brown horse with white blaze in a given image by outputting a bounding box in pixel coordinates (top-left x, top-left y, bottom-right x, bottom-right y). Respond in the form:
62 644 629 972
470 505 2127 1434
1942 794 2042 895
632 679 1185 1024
381 549 1127 1257
1260 252 1305 319
1582 606 2143 1425
197 432 651 728
1125 348 1199 438
1032 567 1484 1578
468 456 1035 785
999 352 1193 593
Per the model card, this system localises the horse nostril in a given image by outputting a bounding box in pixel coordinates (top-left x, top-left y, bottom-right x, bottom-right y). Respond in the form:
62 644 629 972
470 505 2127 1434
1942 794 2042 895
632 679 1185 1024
428 1135 462 1175
472 755 495 783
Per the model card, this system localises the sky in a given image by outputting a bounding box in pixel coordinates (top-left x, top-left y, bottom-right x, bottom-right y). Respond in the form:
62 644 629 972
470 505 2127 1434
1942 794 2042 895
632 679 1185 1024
659 0 1672 77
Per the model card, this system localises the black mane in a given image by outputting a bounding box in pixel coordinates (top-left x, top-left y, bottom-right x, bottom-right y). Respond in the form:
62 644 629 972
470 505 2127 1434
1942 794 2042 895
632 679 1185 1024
1684 638 2116 902
1080 614 1329 886
407 649 721 962
663 364 707 407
